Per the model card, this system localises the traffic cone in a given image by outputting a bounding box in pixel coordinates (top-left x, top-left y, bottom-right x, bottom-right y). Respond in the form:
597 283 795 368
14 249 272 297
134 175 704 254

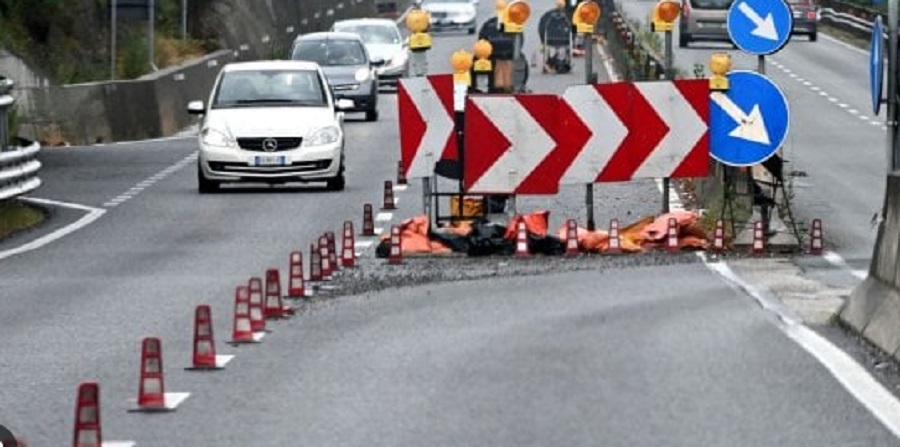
73 382 102 447
388 225 403 265
515 221 530 257
809 219 824 255
382 180 396 210
264 268 293 319
319 235 333 279
286 252 306 299
342 221 356 268
229 286 256 344
186 305 223 370
397 161 407 186
326 231 338 271
565 219 579 256
310 243 323 282
752 221 765 255
666 217 679 252
712 220 726 254
362 204 376 236
132 337 172 412
608 219 622 254
247 277 266 333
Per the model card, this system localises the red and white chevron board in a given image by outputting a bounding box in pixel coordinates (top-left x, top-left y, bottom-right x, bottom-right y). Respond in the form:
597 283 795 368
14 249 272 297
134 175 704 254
464 94 567 194
463 80 709 195
397 75 457 179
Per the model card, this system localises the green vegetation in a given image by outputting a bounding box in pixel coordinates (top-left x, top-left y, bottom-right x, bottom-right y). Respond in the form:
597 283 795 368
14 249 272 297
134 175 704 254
0 200 45 240
0 0 212 84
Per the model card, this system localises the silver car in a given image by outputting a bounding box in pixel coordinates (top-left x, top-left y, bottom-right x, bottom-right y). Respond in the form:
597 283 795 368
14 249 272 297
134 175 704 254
332 18 408 88
679 0 735 48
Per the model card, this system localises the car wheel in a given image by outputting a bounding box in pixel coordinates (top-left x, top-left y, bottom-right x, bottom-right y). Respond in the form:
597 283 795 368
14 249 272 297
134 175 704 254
326 156 346 191
810 31 817 42
365 108 379 122
198 164 220 194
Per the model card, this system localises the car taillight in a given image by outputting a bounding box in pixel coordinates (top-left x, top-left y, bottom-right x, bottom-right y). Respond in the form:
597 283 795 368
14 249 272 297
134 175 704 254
806 10 816 20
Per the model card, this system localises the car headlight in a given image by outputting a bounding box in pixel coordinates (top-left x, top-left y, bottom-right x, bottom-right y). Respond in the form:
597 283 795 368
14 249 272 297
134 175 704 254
302 126 341 147
201 128 236 148
388 50 409 68
355 68 372 82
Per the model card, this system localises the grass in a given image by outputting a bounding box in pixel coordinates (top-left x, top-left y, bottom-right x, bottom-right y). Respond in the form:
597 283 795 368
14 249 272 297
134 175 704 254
0 199 46 240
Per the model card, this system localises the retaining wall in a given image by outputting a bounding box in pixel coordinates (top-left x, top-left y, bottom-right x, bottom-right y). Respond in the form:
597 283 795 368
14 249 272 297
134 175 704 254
841 173 900 359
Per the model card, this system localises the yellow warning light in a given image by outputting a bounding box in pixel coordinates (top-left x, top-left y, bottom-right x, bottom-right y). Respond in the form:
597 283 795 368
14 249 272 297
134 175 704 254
504 0 531 33
574 1 601 34
709 53 731 90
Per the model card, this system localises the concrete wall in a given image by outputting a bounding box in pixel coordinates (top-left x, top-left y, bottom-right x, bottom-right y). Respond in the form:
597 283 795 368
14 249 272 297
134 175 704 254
12 0 395 146
841 173 900 359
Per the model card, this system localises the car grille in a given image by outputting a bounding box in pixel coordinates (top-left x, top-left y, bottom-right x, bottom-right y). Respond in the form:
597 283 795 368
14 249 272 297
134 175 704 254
333 84 360 91
236 137 302 152
209 160 333 175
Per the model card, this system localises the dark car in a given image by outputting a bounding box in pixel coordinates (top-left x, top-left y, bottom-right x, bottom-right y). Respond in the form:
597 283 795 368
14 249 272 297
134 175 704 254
679 0 734 48
290 32 382 121
788 0 818 41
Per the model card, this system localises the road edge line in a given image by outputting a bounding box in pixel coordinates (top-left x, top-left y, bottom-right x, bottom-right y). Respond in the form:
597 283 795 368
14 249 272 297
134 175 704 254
0 197 106 261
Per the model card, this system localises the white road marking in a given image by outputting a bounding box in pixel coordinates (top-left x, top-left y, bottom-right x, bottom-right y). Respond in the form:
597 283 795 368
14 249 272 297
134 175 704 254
355 240 374 248
828 97 838 103
128 392 190 411
810 86 821 92
860 115 871 120
374 227 384 235
102 442 137 447
375 212 393 222
822 33 869 57
849 109 860 115
822 251 868 280
839 103 849 108
394 184 409 192
0 198 106 261
789 73 798 78
215 355 235 368
703 257 900 441
803 81 813 86
873 121 884 126
105 151 198 207
819 91 829 97
253 332 266 342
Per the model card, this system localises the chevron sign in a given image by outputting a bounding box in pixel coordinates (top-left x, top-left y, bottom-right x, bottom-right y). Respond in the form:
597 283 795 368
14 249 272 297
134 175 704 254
464 80 710 195
398 75 457 179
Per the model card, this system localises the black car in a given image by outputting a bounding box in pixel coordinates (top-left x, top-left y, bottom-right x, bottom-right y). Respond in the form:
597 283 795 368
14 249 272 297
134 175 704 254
290 32 383 121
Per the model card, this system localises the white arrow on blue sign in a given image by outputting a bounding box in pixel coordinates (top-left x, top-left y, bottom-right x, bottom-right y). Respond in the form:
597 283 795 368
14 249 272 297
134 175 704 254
871 15 884 116
710 71 790 167
727 0 793 55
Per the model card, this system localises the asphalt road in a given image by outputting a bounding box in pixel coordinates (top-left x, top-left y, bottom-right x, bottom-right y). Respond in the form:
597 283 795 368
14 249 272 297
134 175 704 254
0 0 898 445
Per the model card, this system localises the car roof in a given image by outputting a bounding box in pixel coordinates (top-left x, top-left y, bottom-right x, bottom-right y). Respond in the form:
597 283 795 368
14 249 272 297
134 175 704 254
293 31 365 43
332 18 399 27
221 60 322 72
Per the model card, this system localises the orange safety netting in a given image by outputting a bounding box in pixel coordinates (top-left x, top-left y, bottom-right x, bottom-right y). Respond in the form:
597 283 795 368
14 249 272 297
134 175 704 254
554 212 709 253
503 211 550 240
381 215 453 254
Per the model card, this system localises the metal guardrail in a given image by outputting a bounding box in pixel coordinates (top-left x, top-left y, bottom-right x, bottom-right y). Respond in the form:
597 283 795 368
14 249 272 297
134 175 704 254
0 78 42 202
819 7 880 37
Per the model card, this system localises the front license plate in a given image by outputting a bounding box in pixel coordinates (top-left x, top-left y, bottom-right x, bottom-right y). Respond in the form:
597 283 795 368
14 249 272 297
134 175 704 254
251 155 288 166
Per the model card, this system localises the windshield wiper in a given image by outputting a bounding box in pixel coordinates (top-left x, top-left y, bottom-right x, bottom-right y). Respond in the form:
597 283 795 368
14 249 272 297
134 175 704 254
235 99 295 104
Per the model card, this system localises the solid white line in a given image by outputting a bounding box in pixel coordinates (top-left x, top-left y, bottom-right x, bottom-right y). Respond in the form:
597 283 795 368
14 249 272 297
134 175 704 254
0 198 106 261
375 212 393 222
822 250 868 280
702 256 900 440
822 33 869 57
102 442 137 447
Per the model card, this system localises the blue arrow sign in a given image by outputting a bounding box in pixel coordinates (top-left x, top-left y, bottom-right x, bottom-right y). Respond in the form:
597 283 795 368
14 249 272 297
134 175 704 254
727 0 793 55
871 15 884 116
710 71 790 167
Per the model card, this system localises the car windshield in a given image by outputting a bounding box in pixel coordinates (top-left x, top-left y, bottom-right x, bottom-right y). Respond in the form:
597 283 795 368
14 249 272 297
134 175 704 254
691 0 733 9
334 24 401 45
212 69 326 108
292 39 367 66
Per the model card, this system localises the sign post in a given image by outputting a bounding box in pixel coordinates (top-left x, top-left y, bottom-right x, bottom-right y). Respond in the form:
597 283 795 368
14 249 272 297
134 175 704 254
887 0 899 171
405 7 433 218
652 0 681 214
574 0 601 229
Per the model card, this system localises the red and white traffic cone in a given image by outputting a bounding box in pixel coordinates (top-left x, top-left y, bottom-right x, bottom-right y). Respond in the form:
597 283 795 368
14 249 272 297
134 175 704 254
229 286 256 345
342 221 356 268
565 219 579 256
388 225 403 265
712 220 726 254
310 243 323 282
319 235 333 279
397 161 407 186
286 251 306 299
326 231 338 271
515 221 530 257
752 221 766 255
362 204 376 236
129 337 176 412
247 277 266 333
186 305 223 370
264 268 292 319
608 219 622 254
73 382 102 447
382 180 396 210
666 217 679 252
809 219 824 255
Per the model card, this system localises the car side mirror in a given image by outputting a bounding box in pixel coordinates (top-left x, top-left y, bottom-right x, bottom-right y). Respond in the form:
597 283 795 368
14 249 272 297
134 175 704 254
336 98 355 111
187 100 205 115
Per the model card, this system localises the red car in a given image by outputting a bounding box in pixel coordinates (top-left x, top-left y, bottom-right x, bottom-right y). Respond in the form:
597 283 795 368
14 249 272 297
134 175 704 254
788 0 819 41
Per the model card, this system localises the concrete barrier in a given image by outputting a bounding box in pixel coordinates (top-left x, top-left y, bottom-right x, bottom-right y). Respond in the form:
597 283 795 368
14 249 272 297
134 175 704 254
841 173 900 358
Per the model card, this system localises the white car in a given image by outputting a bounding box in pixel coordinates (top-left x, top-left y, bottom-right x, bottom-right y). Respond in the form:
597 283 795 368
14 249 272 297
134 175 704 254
188 60 353 193
331 18 408 88
420 0 478 34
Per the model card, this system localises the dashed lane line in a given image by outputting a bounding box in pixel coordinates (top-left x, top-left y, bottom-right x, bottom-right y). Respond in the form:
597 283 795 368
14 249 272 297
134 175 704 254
104 151 198 208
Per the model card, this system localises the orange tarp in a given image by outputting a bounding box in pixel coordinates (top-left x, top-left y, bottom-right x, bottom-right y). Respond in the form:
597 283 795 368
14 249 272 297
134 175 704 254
504 211 550 240
382 216 452 254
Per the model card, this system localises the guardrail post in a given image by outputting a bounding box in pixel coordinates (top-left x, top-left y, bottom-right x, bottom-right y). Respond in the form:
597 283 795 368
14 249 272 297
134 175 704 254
0 77 15 153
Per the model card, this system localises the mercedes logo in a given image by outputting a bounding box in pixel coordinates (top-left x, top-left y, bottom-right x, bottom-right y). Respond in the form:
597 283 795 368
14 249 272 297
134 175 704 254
262 138 278 152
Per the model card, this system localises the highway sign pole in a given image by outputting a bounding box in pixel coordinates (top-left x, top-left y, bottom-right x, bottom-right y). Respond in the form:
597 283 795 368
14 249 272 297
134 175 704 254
662 27 674 214
888 0 898 172
111 0 117 80
182 0 188 40
149 0 156 70
584 32 596 230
